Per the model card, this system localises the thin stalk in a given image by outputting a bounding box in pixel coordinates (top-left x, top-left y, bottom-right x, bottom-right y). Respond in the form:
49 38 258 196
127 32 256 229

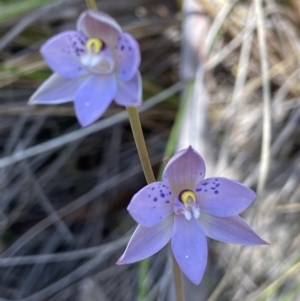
138 258 149 300
172 252 185 301
126 107 155 184
255 0 271 194
85 0 97 10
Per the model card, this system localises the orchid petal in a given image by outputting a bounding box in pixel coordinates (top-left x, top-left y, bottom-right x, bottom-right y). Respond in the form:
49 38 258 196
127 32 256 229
172 215 207 285
117 216 173 264
128 182 174 228
41 31 87 78
199 212 267 245
74 74 116 127
196 177 256 217
115 72 142 106
115 33 141 82
163 146 206 196
77 10 121 49
29 73 87 104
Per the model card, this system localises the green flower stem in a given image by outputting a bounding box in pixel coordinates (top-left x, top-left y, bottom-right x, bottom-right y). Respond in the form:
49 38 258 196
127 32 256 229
138 258 149 301
126 107 155 184
85 0 97 10
121 107 156 301
172 252 185 301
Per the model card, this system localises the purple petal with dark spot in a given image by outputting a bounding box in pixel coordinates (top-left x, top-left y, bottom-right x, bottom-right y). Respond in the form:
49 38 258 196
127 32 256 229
117 216 173 264
199 212 268 245
196 177 256 217
115 33 141 82
163 146 206 195
172 215 207 285
128 182 173 227
41 31 87 78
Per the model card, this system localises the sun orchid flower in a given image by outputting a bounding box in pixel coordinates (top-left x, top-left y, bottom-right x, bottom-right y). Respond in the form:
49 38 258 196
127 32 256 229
117 146 267 285
29 10 141 127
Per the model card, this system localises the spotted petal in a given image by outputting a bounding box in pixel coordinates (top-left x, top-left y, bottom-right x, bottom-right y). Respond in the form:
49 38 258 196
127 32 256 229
199 213 267 245
29 73 87 104
196 177 256 217
115 33 141 82
163 146 206 196
115 72 142 106
117 216 173 264
172 215 207 285
128 182 174 228
74 74 117 127
41 31 88 78
77 10 121 49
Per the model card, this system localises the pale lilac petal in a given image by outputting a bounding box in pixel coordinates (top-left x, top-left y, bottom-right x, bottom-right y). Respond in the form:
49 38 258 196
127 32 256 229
199 212 268 245
196 177 256 217
117 216 173 264
128 182 174 228
115 72 142 106
172 215 207 285
115 33 140 82
41 31 88 78
29 73 87 104
74 74 116 127
163 146 206 196
77 10 121 49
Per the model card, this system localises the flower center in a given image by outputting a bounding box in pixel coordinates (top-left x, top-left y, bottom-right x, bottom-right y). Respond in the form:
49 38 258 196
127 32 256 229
86 38 103 54
179 190 196 208
80 38 114 74
177 190 200 220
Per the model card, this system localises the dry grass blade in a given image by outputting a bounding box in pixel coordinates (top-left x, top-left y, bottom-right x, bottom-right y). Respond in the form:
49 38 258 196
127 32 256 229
0 237 128 266
255 0 271 194
0 1 64 51
0 82 182 169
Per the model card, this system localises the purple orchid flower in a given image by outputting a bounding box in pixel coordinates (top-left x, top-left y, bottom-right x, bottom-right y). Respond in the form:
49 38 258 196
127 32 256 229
117 146 267 285
29 10 141 127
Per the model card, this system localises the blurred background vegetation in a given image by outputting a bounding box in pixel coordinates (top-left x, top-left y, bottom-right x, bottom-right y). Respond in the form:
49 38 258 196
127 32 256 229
0 0 299 300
